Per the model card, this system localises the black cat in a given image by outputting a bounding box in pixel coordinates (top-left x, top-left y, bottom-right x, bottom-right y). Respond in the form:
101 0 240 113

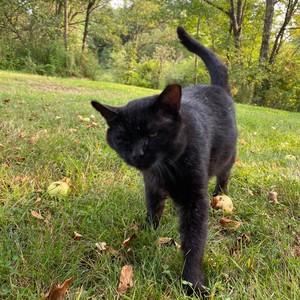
91 26 237 296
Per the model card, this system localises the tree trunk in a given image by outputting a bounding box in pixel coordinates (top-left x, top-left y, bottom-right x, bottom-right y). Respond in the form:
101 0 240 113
64 0 68 49
203 0 247 51
269 0 299 64
82 0 96 52
259 0 275 63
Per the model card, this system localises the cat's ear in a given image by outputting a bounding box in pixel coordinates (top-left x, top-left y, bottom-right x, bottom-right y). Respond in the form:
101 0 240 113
155 84 182 112
91 101 118 122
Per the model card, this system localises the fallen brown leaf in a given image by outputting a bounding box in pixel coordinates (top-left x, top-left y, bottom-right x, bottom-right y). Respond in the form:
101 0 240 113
117 265 133 294
0 144 4 149
28 114 37 121
95 242 108 251
129 220 140 230
235 157 246 167
10 147 21 151
121 233 137 248
13 175 30 185
18 131 26 138
240 138 248 145
11 155 25 163
86 122 99 129
27 135 39 144
237 233 251 244
219 217 242 230
31 210 44 220
106 246 121 257
247 189 254 196
45 277 73 300
156 237 181 249
34 197 42 205
62 177 75 189
73 232 83 240
268 191 279 204
229 247 240 256
3 98 11 103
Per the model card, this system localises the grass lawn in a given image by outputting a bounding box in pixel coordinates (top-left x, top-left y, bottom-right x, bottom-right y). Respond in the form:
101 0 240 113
0 70 299 299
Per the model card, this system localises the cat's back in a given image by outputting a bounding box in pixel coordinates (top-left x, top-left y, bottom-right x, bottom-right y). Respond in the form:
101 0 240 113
181 85 235 122
180 84 236 138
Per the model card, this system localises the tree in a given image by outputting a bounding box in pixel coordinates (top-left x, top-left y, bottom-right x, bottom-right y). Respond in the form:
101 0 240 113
82 0 110 51
259 0 275 63
203 0 248 51
64 0 68 49
269 0 299 64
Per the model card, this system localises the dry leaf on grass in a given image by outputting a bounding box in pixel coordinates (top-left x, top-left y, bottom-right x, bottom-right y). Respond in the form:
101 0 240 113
34 197 42 205
117 265 133 294
156 237 181 249
31 210 44 220
268 191 279 204
45 277 73 300
240 138 248 145
219 217 242 230
73 232 82 240
247 189 254 196
121 233 137 248
235 157 246 167
237 233 251 244
230 233 251 256
18 131 26 138
129 220 140 230
11 155 25 163
95 242 122 258
27 135 39 144
95 242 108 251
13 175 30 185
86 122 99 129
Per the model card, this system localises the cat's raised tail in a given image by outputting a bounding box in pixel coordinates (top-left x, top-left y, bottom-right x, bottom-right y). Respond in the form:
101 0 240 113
177 26 230 94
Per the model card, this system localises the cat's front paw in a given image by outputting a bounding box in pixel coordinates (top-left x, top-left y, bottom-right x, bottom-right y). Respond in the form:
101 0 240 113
182 275 208 298
146 214 160 230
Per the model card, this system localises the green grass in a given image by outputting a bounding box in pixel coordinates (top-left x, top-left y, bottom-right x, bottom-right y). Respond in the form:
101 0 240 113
0 70 299 299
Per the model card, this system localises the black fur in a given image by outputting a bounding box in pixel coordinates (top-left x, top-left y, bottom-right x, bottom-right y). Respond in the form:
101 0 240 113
91 26 237 296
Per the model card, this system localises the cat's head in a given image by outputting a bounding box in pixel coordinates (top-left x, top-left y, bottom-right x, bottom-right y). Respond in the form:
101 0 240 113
91 84 185 170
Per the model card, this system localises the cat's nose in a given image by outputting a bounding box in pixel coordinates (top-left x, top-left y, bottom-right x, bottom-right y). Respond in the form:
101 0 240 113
132 149 144 160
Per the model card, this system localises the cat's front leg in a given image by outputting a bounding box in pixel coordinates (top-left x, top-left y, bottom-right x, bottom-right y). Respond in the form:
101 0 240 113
177 196 209 296
143 174 167 229
145 187 167 229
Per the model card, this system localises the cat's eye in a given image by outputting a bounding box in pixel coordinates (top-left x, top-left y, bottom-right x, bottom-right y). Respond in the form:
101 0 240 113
149 132 158 138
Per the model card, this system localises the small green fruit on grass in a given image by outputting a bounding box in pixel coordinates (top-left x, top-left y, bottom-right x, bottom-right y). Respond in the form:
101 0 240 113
47 181 70 197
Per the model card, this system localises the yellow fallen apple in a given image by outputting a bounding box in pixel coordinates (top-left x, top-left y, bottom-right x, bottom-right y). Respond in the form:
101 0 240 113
47 181 70 197
211 194 234 214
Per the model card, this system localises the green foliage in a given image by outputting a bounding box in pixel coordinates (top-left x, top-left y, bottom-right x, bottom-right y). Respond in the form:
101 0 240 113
0 0 299 111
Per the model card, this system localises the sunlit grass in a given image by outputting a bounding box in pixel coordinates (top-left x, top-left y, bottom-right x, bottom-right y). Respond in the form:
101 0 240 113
0 70 299 299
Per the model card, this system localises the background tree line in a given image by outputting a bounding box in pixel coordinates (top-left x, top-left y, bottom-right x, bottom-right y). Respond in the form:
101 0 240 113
0 0 299 111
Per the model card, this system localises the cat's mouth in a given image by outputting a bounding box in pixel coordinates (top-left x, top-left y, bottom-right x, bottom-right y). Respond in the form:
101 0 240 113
127 156 156 170
131 160 153 170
